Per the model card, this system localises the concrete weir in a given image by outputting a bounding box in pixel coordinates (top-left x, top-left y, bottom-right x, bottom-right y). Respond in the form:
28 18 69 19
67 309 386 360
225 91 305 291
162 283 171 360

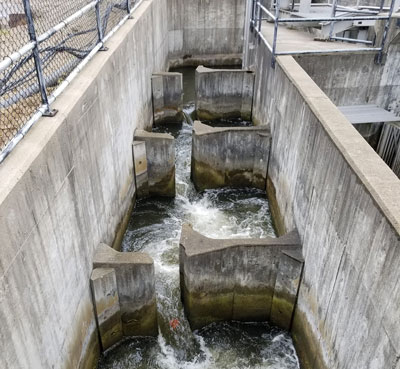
92 244 158 343
179 224 304 330
191 121 270 191
151 72 183 124
195 66 255 120
134 130 176 197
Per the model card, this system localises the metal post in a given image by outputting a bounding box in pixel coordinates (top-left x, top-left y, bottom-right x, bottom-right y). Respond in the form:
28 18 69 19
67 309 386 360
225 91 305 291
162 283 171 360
379 0 384 12
376 0 396 64
250 0 256 31
271 0 280 68
126 0 133 18
95 0 108 51
329 0 338 40
22 0 57 117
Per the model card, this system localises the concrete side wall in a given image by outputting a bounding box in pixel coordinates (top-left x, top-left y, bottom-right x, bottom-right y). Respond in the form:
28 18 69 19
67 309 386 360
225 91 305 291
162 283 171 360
191 121 270 191
0 1 170 368
179 224 302 330
195 66 255 120
295 41 400 116
135 130 176 197
248 32 400 369
167 0 246 66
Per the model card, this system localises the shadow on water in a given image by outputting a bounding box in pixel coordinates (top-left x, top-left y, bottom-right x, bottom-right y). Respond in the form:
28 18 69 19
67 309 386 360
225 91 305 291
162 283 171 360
98 68 299 369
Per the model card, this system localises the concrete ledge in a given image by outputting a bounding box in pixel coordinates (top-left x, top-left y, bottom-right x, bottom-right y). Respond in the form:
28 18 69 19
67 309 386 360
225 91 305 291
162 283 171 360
179 224 303 330
191 121 270 191
195 66 255 120
151 72 183 124
134 130 175 197
93 243 158 337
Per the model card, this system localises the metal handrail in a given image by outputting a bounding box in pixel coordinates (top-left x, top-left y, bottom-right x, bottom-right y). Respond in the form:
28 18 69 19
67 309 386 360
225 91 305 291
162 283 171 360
251 0 397 67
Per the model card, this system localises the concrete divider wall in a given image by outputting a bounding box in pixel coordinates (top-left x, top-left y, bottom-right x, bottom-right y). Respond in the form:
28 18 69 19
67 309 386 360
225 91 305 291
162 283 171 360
168 0 246 66
191 121 270 191
247 32 400 369
179 224 303 330
93 244 158 338
195 66 255 120
134 130 176 197
0 1 170 368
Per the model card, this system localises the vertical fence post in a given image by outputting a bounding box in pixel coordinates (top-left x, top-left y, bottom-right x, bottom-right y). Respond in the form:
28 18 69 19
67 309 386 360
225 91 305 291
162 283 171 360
126 0 132 16
376 0 396 64
328 0 338 40
271 0 280 68
22 0 57 116
95 0 108 51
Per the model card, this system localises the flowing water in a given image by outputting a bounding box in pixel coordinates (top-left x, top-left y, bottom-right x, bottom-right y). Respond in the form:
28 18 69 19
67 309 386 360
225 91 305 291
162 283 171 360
98 68 300 369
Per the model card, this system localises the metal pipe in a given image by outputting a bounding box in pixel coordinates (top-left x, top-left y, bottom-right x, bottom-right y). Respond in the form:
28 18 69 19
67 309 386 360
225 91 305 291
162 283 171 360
254 27 274 52
22 0 53 114
331 36 373 44
271 0 281 67
275 47 381 55
377 0 396 64
329 0 338 40
95 0 105 45
257 2 276 20
278 15 389 22
0 0 144 164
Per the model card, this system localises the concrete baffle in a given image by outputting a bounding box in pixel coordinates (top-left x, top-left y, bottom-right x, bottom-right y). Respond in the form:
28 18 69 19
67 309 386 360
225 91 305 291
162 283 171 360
132 140 150 198
179 224 303 330
134 130 175 197
93 243 158 337
195 66 255 120
270 249 304 331
151 72 183 124
90 268 123 350
191 121 270 191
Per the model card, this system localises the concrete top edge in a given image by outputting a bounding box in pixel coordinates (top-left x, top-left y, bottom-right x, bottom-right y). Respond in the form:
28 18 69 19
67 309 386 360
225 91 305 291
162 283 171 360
93 243 153 265
277 55 400 234
193 120 270 135
196 65 254 74
180 224 301 257
90 267 116 280
135 129 174 140
152 72 182 77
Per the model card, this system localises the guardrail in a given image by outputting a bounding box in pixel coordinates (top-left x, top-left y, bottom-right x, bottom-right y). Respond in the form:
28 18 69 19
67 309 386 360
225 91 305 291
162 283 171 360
250 0 397 67
0 0 144 163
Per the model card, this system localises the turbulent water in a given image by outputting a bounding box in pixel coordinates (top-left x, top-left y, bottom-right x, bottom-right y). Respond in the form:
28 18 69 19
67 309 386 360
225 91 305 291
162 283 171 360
98 68 300 369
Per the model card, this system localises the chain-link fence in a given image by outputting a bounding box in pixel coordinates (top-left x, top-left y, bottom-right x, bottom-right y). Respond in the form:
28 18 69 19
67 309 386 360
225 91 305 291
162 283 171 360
0 0 141 161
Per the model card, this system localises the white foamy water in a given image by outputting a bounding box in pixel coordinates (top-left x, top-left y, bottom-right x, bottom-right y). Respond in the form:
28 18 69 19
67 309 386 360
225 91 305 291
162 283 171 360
98 102 300 369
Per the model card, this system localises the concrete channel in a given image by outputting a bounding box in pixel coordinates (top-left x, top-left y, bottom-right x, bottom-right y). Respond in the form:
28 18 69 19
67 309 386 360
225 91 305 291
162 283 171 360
0 0 399 369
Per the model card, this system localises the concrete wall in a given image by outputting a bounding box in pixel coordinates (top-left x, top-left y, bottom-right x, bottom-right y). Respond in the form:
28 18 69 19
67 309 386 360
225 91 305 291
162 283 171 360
0 1 170 368
247 28 400 369
195 66 255 120
151 72 183 124
294 35 400 116
191 121 270 191
179 224 303 330
135 130 176 197
93 243 158 338
168 0 246 66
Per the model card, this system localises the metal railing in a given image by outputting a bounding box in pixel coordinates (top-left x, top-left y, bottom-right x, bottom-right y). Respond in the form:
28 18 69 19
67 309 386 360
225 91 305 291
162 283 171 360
0 0 143 164
250 0 397 67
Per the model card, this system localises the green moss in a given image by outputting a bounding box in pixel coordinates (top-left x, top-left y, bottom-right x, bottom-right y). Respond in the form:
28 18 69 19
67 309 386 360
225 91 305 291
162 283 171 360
196 108 248 121
192 159 266 191
191 159 225 191
291 309 328 369
270 291 296 331
98 312 123 350
78 329 100 369
149 167 175 197
121 299 158 337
